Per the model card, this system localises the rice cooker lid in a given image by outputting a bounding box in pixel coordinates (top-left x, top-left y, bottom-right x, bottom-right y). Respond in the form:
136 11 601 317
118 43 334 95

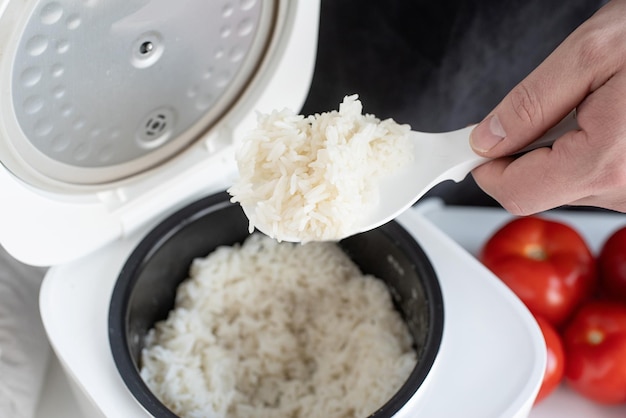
0 0 319 266
0 0 273 186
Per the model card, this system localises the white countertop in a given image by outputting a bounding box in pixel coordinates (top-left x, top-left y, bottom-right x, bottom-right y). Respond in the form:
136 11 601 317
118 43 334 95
35 355 83 418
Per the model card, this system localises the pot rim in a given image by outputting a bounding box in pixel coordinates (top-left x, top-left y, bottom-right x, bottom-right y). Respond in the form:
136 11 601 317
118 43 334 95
108 191 444 418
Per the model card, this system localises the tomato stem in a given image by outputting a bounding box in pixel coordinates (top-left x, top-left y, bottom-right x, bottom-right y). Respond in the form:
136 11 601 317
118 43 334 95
586 329 604 345
525 244 548 261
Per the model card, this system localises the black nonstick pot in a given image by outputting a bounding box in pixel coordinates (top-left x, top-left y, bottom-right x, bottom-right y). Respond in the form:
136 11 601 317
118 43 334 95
108 191 444 417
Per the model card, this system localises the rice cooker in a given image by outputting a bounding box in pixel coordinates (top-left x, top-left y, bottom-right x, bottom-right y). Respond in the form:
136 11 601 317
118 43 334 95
0 1 546 417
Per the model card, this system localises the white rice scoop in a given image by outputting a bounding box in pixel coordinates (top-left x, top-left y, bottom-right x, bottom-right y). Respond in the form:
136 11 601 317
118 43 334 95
243 111 578 242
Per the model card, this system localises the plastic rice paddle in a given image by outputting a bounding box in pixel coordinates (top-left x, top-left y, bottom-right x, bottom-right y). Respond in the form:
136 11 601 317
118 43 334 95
241 111 578 242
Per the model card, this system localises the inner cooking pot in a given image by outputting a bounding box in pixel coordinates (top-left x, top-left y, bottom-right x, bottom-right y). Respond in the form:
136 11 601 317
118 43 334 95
109 191 444 418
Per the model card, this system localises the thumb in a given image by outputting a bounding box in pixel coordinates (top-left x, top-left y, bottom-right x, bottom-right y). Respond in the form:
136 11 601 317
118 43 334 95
469 18 604 156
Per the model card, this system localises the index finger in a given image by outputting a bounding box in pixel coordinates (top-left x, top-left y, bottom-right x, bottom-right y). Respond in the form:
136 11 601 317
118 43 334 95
471 130 592 215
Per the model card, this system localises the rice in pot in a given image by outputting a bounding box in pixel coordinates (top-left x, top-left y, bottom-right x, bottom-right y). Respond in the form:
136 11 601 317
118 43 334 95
227 95 413 242
140 234 417 418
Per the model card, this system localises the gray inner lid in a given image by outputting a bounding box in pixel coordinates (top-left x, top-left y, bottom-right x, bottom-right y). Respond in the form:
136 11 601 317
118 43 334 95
9 0 271 184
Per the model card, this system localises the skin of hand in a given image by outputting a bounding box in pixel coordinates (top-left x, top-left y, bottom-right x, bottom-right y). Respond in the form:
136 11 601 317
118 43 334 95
470 0 626 215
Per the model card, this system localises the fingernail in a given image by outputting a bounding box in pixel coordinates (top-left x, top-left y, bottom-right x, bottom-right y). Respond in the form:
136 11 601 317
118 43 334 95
471 114 506 152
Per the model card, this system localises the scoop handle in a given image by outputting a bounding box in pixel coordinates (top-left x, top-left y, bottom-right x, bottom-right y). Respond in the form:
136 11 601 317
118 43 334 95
517 110 579 153
445 111 579 183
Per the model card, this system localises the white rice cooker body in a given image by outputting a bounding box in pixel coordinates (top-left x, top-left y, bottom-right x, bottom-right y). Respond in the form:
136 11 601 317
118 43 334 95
0 1 545 417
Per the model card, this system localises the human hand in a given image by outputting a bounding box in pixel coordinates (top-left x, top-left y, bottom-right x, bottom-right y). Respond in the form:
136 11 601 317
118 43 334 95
470 0 626 215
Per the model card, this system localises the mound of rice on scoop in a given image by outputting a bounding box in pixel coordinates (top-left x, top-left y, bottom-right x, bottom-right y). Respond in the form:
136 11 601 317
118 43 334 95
228 95 413 242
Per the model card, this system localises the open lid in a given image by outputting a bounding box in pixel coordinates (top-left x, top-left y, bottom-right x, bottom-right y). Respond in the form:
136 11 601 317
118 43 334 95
0 0 319 266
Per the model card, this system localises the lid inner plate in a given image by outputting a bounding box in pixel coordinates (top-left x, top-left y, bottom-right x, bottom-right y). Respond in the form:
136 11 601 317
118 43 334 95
6 0 273 185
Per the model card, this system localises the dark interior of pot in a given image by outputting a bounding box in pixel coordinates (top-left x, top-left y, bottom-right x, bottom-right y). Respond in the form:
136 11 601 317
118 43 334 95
109 191 444 418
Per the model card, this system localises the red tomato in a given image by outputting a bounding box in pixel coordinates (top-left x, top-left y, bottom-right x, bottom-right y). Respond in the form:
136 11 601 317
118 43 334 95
562 301 626 404
480 216 596 327
534 316 565 404
598 226 626 303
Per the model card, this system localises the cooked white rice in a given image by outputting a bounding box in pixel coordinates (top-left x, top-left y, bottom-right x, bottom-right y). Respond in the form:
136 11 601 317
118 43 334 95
140 234 417 418
227 95 413 242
